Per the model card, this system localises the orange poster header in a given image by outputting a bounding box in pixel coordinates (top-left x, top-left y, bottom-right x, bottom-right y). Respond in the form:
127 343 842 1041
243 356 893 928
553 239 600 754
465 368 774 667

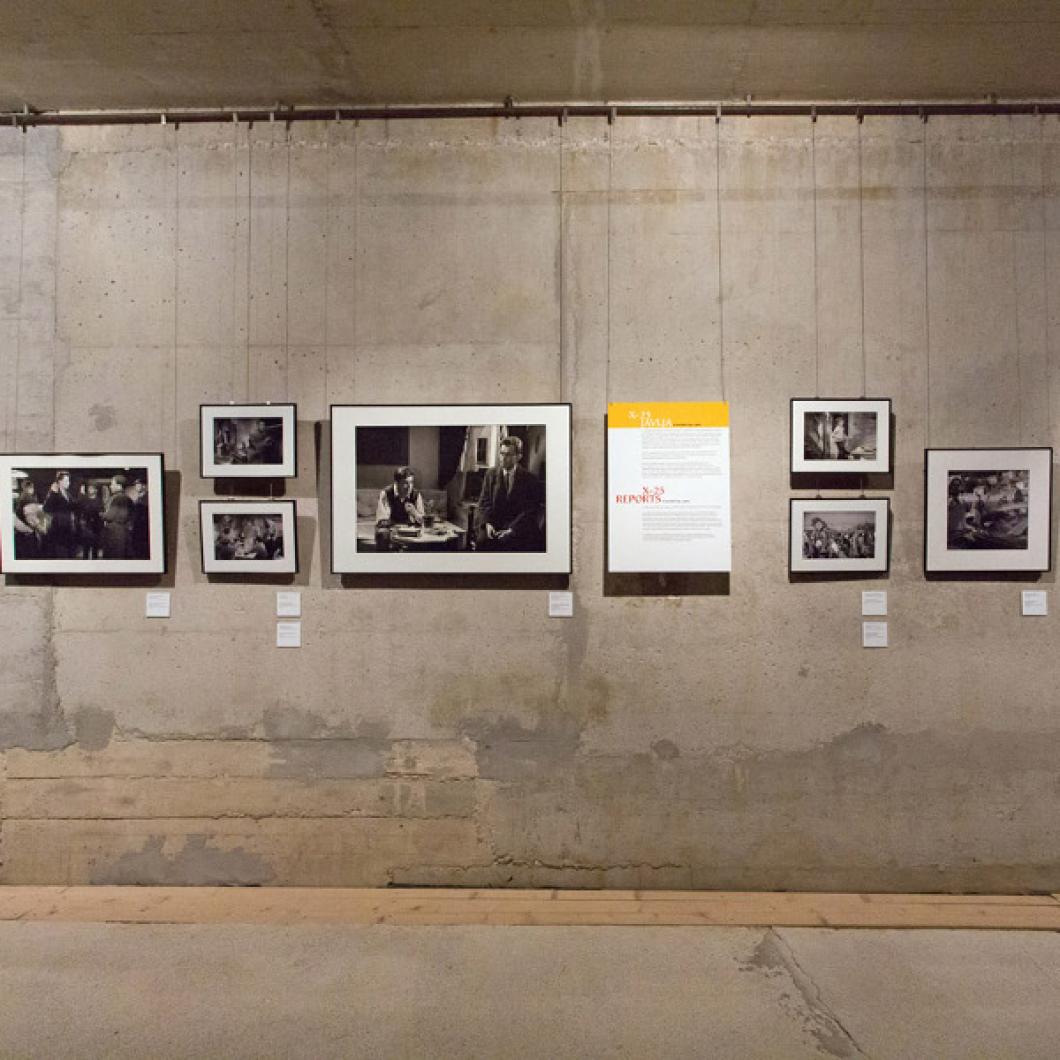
607 402 729 429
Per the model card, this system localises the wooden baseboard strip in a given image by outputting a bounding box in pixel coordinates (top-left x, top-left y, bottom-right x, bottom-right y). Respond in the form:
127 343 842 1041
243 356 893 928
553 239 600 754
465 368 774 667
1 887 1059 930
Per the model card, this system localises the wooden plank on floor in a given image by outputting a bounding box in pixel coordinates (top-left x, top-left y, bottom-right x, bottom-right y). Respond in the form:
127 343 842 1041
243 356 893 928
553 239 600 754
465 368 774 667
1 887 1059 929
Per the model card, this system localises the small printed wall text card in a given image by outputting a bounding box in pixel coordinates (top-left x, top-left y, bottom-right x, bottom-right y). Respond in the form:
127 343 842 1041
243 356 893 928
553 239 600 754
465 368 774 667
276 621 302 648
862 621 888 648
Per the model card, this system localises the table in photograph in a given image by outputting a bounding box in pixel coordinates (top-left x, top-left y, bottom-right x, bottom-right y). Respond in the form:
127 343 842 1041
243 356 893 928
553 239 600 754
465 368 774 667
388 521 465 551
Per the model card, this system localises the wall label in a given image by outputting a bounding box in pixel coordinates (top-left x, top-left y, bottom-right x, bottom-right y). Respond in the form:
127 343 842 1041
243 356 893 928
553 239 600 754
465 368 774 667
606 402 732 573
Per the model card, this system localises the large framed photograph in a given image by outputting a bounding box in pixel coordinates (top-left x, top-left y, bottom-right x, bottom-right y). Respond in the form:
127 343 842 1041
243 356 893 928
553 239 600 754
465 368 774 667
200 500 298 574
925 448 1052 573
200 403 297 478
0 454 166 574
331 404 572 574
790 497 890 574
791 398 891 475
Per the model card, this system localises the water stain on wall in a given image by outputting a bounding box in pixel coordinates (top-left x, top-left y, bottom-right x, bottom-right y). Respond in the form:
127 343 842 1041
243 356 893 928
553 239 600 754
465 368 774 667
92 834 274 886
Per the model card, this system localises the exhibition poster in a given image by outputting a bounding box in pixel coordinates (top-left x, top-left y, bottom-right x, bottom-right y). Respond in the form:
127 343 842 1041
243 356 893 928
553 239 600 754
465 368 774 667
607 402 732 573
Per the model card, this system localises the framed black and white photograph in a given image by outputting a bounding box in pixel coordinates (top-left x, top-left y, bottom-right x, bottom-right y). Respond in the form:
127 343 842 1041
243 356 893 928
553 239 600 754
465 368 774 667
791 398 891 475
0 453 166 574
330 404 572 574
790 497 890 574
200 403 297 478
925 448 1052 574
200 500 298 574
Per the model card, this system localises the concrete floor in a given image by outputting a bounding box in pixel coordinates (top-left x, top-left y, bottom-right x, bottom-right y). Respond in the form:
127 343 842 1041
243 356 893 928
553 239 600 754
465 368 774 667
1 924 1059 1058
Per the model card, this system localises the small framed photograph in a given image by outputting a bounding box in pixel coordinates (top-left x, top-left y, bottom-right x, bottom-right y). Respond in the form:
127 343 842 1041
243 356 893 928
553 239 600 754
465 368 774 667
925 448 1052 573
331 404 572 574
200 403 297 478
790 497 890 574
200 500 298 574
791 398 891 475
0 454 166 574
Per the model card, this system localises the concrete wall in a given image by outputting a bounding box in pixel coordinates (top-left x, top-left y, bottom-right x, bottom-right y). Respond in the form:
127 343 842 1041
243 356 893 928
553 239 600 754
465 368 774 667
0 114 1058 890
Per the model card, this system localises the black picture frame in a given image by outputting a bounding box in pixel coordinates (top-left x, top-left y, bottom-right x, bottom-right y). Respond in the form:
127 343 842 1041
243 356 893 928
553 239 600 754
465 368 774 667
0 452 167 574
199 499 299 574
790 397 893 476
924 447 1053 574
329 403 573 575
200 403 298 479
789 496 891 575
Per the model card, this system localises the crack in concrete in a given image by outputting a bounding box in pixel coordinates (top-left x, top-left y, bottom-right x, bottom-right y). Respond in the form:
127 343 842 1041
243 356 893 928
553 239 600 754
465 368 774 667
744 928 871 1059
494 855 686 872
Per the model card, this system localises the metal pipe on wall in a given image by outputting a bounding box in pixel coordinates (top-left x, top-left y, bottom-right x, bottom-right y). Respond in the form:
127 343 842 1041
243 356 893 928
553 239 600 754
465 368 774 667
3 100 1060 128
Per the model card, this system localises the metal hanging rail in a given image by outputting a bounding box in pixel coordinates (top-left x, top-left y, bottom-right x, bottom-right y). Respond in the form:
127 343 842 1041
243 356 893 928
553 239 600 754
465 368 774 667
4 100 1060 129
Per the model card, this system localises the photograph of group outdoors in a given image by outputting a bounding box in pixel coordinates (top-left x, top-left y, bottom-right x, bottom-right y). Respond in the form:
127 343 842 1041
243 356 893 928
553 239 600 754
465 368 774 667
200 501 297 574
789 498 889 574
925 448 1052 573
0 454 165 573
946 469 1029 551
200 404 296 478
802 511 877 560
330 404 572 574
790 399 891 475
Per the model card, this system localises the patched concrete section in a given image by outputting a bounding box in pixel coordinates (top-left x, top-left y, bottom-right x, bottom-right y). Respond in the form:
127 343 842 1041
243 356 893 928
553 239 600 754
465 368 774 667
742 930 867 1059
3 115 1060 889
0 591 70 752
72 708 116 752
91 835 274 887
475 725 1060 892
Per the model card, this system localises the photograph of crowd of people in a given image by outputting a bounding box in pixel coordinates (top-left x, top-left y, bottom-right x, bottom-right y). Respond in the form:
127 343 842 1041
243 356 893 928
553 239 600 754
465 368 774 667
353 423 547 554
803 411 878 462
802 510 877 560
10 466 153 561
212 513 286 561
790 497 889 574
947 469 1029 550
212 416 284 467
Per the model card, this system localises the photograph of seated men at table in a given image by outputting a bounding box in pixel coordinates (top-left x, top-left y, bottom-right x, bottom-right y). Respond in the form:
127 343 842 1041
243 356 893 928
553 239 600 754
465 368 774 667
212 512 286 561
355 424 546 554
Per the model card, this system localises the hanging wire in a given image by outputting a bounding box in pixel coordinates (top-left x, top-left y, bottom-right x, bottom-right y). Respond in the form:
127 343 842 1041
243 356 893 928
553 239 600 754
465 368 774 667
922 117 932 448
322 114 332 409
604 119 613 403
1041 113 1053 447
50 130 59 448
172 122 180 459
811 115 820 397
1010 117 1023 446
557 116 566 402
284 122 292 402
12 131 27 449
351 120 359 401
244 124 253 398
858 116 867 398
715 112 726 401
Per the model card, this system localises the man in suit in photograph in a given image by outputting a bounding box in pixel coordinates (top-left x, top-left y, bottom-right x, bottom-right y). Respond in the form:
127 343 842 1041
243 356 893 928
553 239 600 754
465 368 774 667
475 436 543 552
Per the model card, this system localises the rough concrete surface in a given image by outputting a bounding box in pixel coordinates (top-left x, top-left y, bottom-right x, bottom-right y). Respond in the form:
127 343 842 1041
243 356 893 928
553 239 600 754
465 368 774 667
2 923 1060 1059
2 2 1060 110
1 113 1059 889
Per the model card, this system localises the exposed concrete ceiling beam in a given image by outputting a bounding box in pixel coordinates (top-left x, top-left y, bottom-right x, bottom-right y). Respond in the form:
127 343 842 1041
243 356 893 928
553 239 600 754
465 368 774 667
2 1 1058 111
